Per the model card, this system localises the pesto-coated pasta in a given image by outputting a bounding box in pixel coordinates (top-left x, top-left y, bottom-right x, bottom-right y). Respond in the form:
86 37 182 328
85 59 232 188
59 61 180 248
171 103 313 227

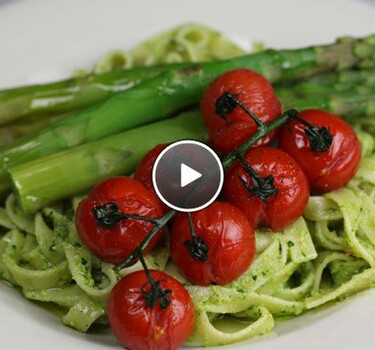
94 23 245 74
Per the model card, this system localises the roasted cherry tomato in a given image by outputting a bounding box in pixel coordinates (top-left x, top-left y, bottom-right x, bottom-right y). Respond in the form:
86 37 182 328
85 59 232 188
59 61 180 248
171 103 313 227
134 143 169 211
278 109 361 193
200 68 282 154
224 147 309 232
107 270 195 350
135 143 169 195
75 176 164 264
170 201 255 286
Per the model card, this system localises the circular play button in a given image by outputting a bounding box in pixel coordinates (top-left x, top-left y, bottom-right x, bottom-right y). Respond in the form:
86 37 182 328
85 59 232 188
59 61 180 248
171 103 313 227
152 140 224 212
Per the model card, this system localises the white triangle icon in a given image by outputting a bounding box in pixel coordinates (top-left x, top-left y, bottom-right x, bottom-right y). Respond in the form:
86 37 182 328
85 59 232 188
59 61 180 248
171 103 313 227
180 163 202 188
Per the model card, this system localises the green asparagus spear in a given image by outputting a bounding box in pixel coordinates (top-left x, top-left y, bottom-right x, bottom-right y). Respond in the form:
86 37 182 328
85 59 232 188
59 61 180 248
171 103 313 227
0 115 66 148
0 65 185 126
276 69 375 117
2 68 374 148
278 87 375 117
8 110 207 213
276 68 375 97
9 83 375 212
1 34 374 197
2 35 374 126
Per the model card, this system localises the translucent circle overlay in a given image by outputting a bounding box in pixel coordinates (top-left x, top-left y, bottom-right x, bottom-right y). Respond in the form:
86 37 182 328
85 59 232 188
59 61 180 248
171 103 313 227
152 140 224 212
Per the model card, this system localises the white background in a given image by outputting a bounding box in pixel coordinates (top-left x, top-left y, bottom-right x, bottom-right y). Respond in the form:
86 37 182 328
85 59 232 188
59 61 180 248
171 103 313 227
0 0 375 349
1 0 375 89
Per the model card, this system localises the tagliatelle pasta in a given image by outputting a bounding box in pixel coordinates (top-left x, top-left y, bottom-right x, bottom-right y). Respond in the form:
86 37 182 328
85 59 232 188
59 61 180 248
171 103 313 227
94 23 245 74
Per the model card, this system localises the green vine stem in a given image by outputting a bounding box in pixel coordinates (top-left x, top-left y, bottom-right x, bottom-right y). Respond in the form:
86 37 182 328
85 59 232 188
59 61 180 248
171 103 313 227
139 255 172 309
93 202 159 229
115 210 176 270
222 111 292 169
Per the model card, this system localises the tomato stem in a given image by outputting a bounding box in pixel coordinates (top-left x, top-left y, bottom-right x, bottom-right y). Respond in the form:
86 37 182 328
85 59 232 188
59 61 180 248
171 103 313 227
215 91 238 125
139 255 172 309
184 213 209 261
287 109 333 152
116 210 176 270
93 202 159 229
236 152 279 202
215 92 266 133
222 110 293 169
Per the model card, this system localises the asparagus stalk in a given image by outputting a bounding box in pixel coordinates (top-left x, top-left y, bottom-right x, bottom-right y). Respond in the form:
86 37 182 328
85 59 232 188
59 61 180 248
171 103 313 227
278 87 375 117
276 68 375 97
1 34 374 127
1 34 374 197
0 120 47 148
2 68 374 148
275 68 375 118
8 83 375 213
8 110 207 213
0 64 186 126
0 115 66 148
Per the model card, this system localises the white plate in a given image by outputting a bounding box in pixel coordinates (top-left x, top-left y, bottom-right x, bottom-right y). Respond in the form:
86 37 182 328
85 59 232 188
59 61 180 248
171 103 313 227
1 0 375 349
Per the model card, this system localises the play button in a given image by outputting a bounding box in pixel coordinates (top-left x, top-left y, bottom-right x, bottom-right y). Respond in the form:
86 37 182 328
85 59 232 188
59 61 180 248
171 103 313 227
180 163 202 188
152 140 224 212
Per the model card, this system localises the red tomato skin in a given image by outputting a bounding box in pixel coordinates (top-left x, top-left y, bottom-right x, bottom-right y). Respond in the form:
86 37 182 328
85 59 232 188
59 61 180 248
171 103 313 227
200 68 282 154
134 144 170 213
224 147 310 232
107 270 195 350
135 144 169 195
170 202 256 286
75 177 164 264
278 109 362 193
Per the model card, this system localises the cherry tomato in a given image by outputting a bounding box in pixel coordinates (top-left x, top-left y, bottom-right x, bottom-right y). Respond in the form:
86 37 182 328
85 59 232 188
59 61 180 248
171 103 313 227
135 143 169 195
200 68 282 154
134 144 169 212
278 109 361 193
170 201 255 286
107 270 195 350
75 176 164 264
224 147 309 232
